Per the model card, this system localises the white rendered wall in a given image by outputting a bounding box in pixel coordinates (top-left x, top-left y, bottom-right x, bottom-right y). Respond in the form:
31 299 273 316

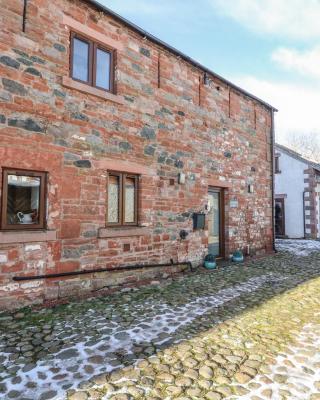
275 150 307 238
317 184 320 239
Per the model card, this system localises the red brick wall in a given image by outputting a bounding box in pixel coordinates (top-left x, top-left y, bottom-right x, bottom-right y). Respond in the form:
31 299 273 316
0 0 274 309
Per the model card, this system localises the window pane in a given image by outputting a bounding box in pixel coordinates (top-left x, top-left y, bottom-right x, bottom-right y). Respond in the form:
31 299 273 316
108 175 120 223
96 48 111 90
6 175 40 225
275 156 280 172
208 192 220 256
72 37 89 82
125 177 136 223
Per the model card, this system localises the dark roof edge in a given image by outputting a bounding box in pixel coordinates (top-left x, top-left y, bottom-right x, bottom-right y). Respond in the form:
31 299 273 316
275 143 320 171
83 0 278 112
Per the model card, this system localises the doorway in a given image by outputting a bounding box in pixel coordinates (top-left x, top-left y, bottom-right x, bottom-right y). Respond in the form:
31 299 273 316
208 188 224 257
275 198 285 237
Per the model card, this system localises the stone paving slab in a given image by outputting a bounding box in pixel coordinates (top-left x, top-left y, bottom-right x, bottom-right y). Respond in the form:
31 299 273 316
0 240 320 399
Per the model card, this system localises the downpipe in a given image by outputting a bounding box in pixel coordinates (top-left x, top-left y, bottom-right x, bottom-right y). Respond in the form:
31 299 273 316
271 110 277 253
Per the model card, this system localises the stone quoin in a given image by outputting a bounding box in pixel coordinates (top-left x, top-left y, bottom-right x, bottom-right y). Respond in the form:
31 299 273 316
0 0 276 309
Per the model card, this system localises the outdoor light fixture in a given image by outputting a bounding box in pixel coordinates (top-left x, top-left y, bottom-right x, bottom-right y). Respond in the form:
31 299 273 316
248 184 254 193
193 213 206 230
180 230 189 240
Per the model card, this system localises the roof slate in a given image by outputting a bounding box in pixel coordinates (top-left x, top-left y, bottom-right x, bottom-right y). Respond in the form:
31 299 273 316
275 143 320 172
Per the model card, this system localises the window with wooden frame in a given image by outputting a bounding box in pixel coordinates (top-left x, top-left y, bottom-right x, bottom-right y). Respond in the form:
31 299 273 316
1 169 47 230
275 155 281 173
107 172 139 226
70 32 115 93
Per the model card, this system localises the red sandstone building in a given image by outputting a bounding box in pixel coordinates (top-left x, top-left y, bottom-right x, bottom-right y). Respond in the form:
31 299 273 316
0 0 276 309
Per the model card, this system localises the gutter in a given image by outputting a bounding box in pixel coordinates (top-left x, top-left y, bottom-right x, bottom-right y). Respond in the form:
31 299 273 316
83 0 277 112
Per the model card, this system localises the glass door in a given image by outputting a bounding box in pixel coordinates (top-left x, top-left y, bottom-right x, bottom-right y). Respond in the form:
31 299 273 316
208 189 223 257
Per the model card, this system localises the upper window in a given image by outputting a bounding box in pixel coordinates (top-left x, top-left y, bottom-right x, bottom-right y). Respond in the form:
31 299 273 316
275 155 281 174
1 169 47 230
107 172 138 226
71 32 115 93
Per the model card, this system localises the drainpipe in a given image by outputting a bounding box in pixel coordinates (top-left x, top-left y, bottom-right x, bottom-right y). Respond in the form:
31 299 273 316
303 191 306 238
271 110 277 252
12 260 194 281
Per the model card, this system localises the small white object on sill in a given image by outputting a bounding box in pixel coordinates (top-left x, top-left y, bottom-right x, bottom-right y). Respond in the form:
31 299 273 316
178 173 186 185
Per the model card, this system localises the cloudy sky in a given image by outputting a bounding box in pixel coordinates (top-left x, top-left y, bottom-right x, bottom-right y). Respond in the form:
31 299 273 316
100 0 320 145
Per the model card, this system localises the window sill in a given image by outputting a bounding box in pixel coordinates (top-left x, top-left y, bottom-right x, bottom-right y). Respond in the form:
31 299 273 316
62 76 125 105
98 226 150 238
0 230 57 244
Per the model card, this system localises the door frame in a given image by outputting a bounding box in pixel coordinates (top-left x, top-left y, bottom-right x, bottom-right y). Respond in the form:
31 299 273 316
208 187 225 258
275 197 286 237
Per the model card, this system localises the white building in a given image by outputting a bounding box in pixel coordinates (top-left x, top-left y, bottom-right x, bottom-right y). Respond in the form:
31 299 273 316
275 144 320 239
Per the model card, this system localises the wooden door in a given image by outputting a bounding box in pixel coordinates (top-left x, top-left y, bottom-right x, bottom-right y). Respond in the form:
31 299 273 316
275 198 285 237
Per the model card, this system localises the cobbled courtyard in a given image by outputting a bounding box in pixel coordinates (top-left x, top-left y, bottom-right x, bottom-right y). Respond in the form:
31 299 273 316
1 239 320 400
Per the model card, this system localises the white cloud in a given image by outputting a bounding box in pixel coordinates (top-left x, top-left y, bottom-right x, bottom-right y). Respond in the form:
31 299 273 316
210 0 320 40
233 76 320 143
272 46 320 79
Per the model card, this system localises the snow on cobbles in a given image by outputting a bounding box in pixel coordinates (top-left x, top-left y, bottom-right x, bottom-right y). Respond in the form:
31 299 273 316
226 323 320 400
276 238 320 256
0 274 282 400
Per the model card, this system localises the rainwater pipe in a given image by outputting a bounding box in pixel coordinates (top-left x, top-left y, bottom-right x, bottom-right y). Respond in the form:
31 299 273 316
303 191 306 238
13 259 193 281
271 110 277 253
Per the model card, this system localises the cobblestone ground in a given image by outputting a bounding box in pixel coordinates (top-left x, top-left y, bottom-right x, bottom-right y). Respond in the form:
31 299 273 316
1 240 320 400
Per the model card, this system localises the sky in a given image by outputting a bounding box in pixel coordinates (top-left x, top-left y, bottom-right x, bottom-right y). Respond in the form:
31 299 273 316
99 0 320 146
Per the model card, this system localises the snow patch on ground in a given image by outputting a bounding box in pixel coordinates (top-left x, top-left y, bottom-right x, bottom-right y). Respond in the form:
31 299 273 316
276 239 320 256
227 323 320 400
1 274 283 400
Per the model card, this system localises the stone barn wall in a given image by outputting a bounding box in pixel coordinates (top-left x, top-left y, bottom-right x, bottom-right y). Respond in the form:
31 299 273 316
0 0 274 309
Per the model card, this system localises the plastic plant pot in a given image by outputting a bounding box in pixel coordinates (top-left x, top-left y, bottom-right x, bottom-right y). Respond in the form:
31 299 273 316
204 254 217 270
232 250 244 263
